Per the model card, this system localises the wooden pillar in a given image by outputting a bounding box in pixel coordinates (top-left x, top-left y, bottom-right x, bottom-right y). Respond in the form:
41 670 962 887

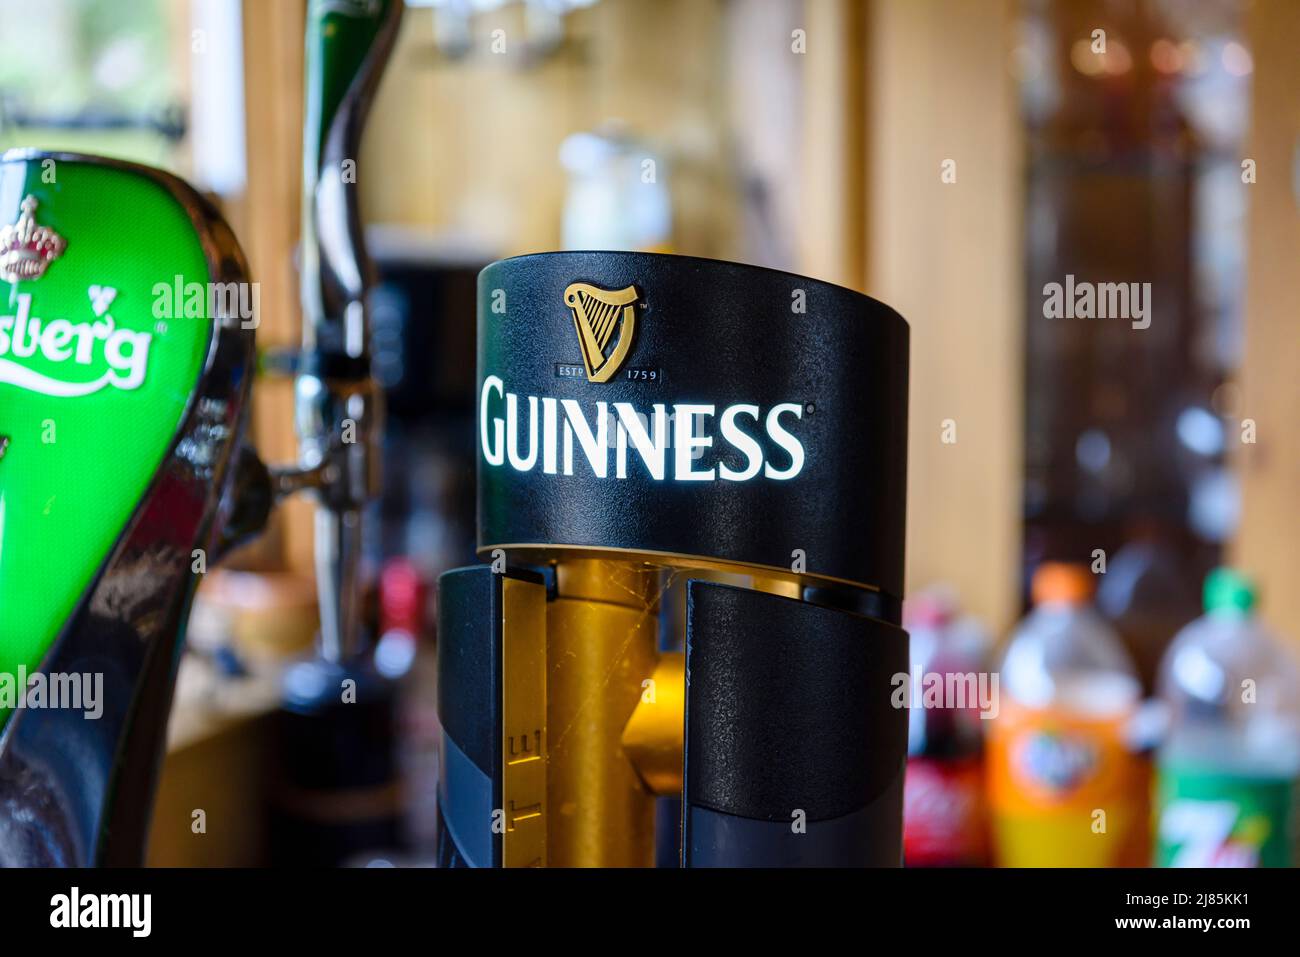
1231 0 1300 645
798 0 868 291
232 0 312 574
864 0 1023 633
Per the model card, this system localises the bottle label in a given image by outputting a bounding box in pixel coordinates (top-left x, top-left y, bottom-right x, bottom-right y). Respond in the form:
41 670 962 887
1155 763 1295 868
904 755 988 866
987 700 1146 866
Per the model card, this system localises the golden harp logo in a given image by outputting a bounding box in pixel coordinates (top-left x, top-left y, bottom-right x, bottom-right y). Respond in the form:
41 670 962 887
563 282 639 383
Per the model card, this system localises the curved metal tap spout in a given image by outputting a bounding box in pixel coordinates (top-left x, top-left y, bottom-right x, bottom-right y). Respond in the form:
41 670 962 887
296 0 403 663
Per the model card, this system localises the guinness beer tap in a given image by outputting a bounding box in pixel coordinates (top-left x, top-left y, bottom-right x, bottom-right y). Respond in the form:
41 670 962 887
437 252 911 867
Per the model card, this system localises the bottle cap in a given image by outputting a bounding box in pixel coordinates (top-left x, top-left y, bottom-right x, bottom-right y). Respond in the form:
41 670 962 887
1031 562 1094 606
1203 567 1255 614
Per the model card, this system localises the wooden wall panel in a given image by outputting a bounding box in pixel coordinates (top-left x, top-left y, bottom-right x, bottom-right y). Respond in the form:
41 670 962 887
865 0 1023 633
1231 0 1300 646
232 0 312 574
797 0 867 291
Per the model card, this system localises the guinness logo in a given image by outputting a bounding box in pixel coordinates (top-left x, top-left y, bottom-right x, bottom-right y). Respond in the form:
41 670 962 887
563 282 639 383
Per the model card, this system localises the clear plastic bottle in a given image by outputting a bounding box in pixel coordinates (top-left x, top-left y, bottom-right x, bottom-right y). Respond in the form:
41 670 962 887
1154 568 1300 867
987 562 1147 866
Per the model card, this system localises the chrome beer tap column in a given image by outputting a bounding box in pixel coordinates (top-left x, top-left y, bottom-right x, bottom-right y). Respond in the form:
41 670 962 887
262 0 406 865
287 0 402 663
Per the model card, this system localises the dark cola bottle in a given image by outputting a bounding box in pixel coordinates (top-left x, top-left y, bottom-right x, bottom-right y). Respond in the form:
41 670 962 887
902 589 992 867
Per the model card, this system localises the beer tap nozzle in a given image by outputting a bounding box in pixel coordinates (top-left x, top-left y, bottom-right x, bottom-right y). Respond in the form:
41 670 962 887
291 0 403 663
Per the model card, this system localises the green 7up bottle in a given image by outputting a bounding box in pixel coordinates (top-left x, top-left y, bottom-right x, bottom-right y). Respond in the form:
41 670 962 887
1155 569 1300 867
0 151 259 865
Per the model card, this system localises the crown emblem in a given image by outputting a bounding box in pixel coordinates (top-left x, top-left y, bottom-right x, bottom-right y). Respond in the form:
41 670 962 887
1 197 67 283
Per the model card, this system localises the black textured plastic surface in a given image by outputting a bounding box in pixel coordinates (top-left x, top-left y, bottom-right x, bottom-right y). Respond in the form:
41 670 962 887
684 580 908 823
435 565 500 775
685 787 903 867
476 252 909 598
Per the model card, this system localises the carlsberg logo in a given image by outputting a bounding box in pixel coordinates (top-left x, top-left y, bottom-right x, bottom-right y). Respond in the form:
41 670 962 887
0 290 151 397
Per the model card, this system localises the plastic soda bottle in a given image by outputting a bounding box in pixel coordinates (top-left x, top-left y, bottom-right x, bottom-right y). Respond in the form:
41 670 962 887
902 589 991 866
1154 568 1300 867
987 562 1146 866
